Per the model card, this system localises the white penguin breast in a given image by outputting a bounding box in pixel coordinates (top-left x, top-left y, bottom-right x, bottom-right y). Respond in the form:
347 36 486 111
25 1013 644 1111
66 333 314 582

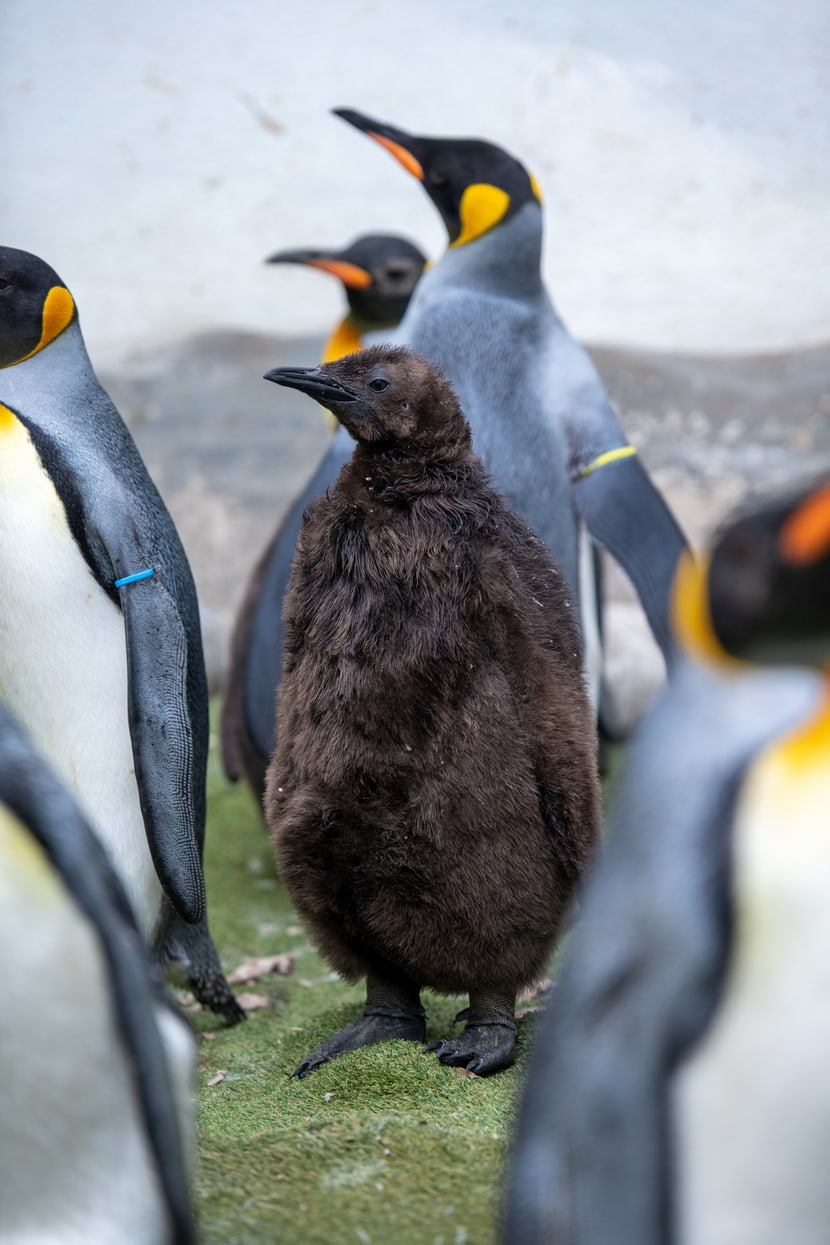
0 805 189 1244
0 408 161 938
674 710 830 1245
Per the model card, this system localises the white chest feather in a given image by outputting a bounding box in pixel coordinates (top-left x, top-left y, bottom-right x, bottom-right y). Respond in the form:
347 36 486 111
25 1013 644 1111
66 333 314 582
0 406 160 937
674 700 830 1244
0 806 194 1244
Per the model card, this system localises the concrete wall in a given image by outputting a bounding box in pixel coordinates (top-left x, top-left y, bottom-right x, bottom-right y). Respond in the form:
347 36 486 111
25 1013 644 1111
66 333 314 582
4 0 829 365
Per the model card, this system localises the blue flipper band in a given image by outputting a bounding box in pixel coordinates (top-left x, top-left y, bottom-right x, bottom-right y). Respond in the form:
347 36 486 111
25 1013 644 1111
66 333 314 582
114 568 155 588
578 445 638 479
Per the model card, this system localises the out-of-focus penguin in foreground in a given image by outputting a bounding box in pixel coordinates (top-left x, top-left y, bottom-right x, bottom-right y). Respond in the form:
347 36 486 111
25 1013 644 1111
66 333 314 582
503 479 830 1245
333 109 688 716
0 245 241 1022
0 703 195 1245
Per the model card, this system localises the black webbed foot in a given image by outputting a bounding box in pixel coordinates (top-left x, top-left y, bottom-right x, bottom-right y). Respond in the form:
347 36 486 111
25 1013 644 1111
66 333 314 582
291 970 425 1078
425 989 517 1076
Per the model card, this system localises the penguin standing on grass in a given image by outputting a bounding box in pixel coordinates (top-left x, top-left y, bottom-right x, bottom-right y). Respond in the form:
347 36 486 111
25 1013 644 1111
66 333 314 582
333 109 688 718
0 702 195 1244
0 245 242 1022
503 479 830 1244
221 234 427 806
264 345 600 1078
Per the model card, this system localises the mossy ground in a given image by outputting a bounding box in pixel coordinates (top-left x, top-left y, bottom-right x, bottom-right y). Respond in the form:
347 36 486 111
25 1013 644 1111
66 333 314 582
192 710 538 1244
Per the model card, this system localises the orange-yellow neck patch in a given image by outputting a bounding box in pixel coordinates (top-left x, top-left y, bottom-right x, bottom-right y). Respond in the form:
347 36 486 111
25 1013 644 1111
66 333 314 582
322 317 364 364
450 183 511 248
773 678 830 775
671 550 743 669
5 286 75 369
0 402 18 433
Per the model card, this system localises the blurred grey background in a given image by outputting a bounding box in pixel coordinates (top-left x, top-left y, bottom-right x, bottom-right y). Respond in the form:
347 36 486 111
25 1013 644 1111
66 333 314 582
4 0 830 708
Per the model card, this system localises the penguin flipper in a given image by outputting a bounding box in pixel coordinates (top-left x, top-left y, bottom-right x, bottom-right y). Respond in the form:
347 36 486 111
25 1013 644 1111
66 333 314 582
0 706 195 1245
119 569 205 925
572 451 688 666
237 428 354 768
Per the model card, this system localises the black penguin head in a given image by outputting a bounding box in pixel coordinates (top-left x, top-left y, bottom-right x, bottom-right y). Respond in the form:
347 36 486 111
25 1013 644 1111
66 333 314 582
0 247 77 369
265 345 470 453
673 479 830 668
266 233 427 327
333 108 542 248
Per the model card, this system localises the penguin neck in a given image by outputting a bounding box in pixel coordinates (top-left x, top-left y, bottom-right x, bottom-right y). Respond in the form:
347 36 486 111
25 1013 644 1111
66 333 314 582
434 200 544 298
774 670 830 774
346 439 475 498
0 319 95 416
322 316 365 363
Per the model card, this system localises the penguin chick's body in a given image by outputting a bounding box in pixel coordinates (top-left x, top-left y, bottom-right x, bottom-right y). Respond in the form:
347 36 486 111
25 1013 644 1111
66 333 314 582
0 703 195 1245
503 479 830 1245
265 346 600 1078
221 234 427 808
0 246 241 1022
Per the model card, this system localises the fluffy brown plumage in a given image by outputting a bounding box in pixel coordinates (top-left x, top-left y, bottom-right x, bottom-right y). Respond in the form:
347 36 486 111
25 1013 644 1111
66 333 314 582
264 345 600 1076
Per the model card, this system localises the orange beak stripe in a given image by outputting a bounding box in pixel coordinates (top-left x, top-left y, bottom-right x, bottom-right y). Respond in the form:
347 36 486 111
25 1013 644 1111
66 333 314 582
779 482 830 565
368 132 424 181
305 259 373 289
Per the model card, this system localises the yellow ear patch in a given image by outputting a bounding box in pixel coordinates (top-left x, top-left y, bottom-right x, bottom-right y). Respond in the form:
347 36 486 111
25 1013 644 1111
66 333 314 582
529 172 544 204
12 286 75 367
671 550 740 668
450 183 511 248
779 482 830 565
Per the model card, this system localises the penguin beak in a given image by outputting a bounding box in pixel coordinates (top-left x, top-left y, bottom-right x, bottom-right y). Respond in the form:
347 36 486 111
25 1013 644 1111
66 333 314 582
265 248 373 289
264 366 358 405
333 107 425 181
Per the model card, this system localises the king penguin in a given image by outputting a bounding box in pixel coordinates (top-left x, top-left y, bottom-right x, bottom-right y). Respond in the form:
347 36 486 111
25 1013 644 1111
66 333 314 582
221 234 427 807
503 478 830 1245
332 108 689 719
0 245 242 1022
264 345 600 1078
0 701 195 1244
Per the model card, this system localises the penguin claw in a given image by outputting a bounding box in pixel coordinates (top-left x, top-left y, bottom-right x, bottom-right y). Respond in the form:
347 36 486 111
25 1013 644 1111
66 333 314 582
425 1025 517 1076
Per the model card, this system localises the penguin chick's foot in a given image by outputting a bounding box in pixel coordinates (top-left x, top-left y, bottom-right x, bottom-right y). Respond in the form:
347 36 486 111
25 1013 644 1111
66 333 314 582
426 990 517 1076
291 972 426 1079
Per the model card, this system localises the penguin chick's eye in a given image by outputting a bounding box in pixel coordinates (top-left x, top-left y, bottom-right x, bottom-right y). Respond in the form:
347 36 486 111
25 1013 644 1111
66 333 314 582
368 377 391 392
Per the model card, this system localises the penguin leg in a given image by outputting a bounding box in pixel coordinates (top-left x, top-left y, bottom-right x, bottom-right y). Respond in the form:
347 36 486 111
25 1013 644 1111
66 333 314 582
425 990 517 1076
157 902 245 1025
291 969 425 1080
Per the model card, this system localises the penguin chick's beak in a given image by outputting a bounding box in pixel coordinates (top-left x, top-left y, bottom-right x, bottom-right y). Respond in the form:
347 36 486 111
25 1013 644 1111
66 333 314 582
264 366 358 406
333 107 425 181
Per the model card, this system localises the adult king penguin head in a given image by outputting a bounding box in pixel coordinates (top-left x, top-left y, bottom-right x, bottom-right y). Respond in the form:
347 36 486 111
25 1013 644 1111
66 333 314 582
333 109 543 248
267 233 427 357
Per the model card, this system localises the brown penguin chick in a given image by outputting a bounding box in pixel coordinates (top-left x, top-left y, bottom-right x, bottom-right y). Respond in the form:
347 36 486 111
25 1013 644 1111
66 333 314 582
263 345 600 1078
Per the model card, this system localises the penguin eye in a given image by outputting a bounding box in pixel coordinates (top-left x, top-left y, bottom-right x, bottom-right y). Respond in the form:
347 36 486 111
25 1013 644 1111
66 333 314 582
428 168 448 188
384 264 408 282
0 278 11 293
368 377 391 392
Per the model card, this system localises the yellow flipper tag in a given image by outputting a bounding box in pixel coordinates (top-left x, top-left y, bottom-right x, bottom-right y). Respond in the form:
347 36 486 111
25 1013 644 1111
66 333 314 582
577 444 638 479
12 286 75 366
451 183 511 248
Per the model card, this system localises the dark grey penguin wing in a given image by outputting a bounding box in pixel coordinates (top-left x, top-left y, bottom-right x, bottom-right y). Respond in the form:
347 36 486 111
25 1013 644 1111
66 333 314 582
502 661 823 1245
551 331 688 665
236 424 353 763
0 704 195 1245
13 399 207 925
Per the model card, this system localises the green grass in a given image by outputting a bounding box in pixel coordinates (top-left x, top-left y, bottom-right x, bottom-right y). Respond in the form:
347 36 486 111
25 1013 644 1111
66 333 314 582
192 710 536 1244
